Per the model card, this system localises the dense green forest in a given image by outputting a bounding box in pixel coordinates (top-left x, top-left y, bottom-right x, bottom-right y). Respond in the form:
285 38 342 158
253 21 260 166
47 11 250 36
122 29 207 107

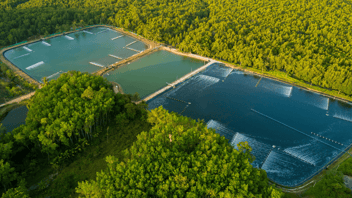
0 71 148 196
1 0 352 96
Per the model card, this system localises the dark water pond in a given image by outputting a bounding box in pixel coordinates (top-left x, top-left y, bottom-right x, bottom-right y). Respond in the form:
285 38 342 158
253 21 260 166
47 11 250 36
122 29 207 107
147 63 352 187
1 106 28 132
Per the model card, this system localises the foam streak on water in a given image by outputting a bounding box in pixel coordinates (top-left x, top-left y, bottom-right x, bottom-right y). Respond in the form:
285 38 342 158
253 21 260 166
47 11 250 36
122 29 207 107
283 146 316 166
23 46 32 52
230 132 272 167
295 92 329 110
260 81 293 97
206 120 235 142
231 70 245 75
283 142 329 167
47 71 63 79
206 66 234 78
108 29 118 33
96 29 108 34
65 35 74 40
319 97 329 110
42 41 51 46
13 53 30 59
26 61 44 70
83 30 93 34
261 150 313 186
193 75 220 90
333 113 352 123
167 74 220 99
251 109 347 154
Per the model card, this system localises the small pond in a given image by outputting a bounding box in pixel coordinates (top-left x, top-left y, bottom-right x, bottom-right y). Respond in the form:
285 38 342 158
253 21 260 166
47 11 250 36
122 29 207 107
1 106 28 132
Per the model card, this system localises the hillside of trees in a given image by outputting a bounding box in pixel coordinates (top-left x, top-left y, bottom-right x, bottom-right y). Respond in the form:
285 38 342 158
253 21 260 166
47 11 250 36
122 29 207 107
0 71 146 196
1 0 352 96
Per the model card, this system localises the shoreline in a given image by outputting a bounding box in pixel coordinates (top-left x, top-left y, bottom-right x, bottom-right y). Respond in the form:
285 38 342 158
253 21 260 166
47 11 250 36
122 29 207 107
110 81 124 94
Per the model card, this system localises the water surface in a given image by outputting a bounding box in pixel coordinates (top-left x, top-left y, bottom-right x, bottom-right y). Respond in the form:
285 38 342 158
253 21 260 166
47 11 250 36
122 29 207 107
4 27 148 82
1 106 28 132
147 63 352 186
104 50 205 98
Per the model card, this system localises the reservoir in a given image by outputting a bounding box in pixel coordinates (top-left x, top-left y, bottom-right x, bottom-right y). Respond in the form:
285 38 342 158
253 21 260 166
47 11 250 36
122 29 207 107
3 27 148 82
1 106 28 132
147 63 352 187
104 50 205 98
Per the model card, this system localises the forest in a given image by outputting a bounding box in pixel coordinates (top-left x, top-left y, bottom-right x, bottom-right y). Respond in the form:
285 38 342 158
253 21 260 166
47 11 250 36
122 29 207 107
0 0 352 97
0 71 149 197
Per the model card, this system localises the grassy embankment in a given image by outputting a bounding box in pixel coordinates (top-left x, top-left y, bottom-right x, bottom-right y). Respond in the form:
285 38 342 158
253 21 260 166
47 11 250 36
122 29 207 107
0 61 37 104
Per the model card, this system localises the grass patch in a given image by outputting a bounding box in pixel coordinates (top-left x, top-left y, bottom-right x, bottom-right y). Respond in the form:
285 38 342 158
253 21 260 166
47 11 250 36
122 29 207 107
338 158 352 176
0 61 37 104
30 118 151 198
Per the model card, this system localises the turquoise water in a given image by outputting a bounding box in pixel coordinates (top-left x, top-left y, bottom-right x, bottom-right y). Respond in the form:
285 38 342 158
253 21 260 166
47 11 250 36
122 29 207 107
104 50 205 98
1 106 28 132
3 27 148 82
147 63 352 187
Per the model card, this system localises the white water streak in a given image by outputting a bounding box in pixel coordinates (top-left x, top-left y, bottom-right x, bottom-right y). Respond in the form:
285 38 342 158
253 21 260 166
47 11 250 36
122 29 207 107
23 46 32 52
261 81 293 97
125 41 137 47
111 35 123 40
333 113 352 123
283 144 316 166
13 53 30 59
47 71 63 79
26 61 44 70
108 54 122 59
232 70 245 75
96 29 108 34
167 74 220 99
230 132 272 167
42 41 51 46
261 150 312 177
83 30 93 34
89 62 104 68
206 120 235 140
65 35 74 40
